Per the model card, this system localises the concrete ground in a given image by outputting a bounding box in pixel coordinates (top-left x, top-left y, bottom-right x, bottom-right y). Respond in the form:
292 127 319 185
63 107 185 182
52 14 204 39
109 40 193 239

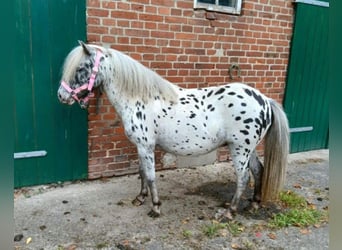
14 149 329 250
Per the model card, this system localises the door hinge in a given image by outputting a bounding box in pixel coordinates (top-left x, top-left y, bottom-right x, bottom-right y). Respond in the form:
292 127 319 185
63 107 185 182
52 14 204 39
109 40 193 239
290 126 313 133
14 150 47 159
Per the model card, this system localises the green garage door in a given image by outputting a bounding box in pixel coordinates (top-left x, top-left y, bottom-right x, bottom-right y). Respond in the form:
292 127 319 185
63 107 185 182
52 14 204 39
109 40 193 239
14 0 88 187
284 0 329 153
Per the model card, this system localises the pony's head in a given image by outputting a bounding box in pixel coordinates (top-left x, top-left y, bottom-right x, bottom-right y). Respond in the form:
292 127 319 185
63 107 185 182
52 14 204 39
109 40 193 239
57 41 105 109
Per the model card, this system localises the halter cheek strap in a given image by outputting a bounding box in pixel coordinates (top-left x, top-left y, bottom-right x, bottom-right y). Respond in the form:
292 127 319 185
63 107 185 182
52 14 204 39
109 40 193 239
61 50 103 104
87 50 102 94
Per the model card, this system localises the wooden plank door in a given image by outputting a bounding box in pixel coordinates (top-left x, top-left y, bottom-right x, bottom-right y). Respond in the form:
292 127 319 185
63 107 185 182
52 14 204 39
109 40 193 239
14 0 88 187
284 0 329 153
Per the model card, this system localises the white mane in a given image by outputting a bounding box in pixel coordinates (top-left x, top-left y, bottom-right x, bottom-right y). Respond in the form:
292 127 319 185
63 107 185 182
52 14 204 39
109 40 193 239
104 47 178 103
61 46 86 85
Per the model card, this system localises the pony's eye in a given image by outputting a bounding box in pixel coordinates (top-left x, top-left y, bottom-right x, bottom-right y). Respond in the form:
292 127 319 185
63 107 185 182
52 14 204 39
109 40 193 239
75 68 89 83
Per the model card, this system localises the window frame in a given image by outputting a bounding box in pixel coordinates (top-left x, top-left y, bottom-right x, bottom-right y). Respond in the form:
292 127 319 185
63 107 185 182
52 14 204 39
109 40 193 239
193 0 242 15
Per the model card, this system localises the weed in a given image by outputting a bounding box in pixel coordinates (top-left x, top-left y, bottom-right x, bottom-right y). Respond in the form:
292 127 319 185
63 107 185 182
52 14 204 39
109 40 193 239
202 221 226 238
202 220 243 238
314 189 322 195
226 221 244 236
279 190 306 208
269 208 323 228
182 230 192 239
96 242 108 249
242 238 256 250
268 190 327 229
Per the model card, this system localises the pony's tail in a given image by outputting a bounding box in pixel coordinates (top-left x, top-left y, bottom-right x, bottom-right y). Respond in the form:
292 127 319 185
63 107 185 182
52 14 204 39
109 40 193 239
261 99 290 202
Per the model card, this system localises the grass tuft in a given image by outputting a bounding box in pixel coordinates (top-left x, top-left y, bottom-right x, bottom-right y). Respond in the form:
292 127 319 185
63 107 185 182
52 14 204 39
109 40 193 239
202 220 244 238
268 190 327 229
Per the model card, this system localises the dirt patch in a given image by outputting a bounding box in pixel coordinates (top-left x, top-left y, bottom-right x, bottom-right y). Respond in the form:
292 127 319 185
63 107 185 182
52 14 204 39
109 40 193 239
14 150 329 250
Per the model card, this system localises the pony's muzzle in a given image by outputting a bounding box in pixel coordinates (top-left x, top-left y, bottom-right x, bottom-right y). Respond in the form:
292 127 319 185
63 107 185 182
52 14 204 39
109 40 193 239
79 100 89 109
57 89 75 105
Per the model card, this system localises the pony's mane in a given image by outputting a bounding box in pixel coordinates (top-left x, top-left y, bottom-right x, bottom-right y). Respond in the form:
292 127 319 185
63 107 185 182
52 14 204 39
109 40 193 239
62 46 85 85
106 48 178 103
61 44 178 103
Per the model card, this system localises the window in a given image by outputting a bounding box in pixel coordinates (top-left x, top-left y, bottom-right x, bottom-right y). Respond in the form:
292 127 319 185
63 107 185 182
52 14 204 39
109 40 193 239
194 0 242 15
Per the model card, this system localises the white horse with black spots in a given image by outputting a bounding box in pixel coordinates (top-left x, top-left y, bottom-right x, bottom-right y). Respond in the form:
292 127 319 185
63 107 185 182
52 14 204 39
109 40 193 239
58 41 289 220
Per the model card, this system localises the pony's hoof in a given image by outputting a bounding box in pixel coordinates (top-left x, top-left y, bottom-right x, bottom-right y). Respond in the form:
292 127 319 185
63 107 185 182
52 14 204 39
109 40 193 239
251 201 260 210
214 208 235 222
147 209 160 218
132 196 145 206
222 209 235 222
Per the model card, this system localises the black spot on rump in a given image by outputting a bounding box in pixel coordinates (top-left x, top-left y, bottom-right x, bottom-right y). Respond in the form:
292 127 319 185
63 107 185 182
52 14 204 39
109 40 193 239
240 130 249 135
251 90 266 107
215 88 225 95
244 88 252 96
245 138 250 145
189 113 196 119
136 111 142 120
243 118 253 123
207 90 213 97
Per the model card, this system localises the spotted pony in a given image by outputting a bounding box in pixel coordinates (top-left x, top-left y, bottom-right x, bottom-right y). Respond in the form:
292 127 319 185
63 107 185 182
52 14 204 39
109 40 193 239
58 42 289 219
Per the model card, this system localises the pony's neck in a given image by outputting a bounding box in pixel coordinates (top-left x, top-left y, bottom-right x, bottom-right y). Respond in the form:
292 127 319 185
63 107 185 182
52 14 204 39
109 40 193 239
101 48 178 104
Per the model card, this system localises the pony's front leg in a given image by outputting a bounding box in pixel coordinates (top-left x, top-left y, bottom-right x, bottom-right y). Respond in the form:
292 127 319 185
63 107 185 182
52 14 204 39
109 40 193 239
132 168 149 206
147 178 161 218
135 146 161 217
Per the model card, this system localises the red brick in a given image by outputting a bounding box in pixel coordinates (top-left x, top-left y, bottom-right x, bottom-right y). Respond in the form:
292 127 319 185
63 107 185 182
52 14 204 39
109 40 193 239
111 10 138 19
88 25 108 34
139 13 163 22
151 31 174 39
88 8 109 17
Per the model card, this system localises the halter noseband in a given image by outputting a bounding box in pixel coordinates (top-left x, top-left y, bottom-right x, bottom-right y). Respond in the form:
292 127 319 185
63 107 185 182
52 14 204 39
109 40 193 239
61 50 103 106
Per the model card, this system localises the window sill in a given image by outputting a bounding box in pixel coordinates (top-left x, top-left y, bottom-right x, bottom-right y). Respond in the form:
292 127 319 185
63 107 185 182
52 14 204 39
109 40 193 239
194 2 242 15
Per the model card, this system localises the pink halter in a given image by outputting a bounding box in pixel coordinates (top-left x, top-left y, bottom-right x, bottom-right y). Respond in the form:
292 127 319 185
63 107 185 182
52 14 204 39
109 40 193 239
61 50 103 105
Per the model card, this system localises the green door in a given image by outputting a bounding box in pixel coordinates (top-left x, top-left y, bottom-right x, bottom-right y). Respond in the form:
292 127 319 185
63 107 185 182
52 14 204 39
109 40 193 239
14 0 88 187
283 0 329 153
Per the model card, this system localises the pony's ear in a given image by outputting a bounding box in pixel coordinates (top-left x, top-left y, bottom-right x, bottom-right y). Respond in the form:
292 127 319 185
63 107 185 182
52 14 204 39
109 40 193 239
78 40 91 56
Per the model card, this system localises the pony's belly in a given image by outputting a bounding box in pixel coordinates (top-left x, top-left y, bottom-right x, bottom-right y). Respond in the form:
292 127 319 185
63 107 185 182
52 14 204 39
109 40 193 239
156 132 226 156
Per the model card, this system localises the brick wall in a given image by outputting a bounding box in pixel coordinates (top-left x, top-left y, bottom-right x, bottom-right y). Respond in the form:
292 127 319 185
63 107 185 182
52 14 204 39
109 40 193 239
86 0 294 179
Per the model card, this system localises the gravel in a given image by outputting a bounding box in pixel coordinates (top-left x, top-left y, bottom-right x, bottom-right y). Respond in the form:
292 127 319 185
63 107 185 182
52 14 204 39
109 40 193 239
14 150 329 250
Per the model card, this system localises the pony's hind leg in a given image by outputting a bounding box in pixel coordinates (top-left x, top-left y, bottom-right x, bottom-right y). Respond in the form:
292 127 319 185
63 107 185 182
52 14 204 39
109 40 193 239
223 145 251 220
248 150 263 204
